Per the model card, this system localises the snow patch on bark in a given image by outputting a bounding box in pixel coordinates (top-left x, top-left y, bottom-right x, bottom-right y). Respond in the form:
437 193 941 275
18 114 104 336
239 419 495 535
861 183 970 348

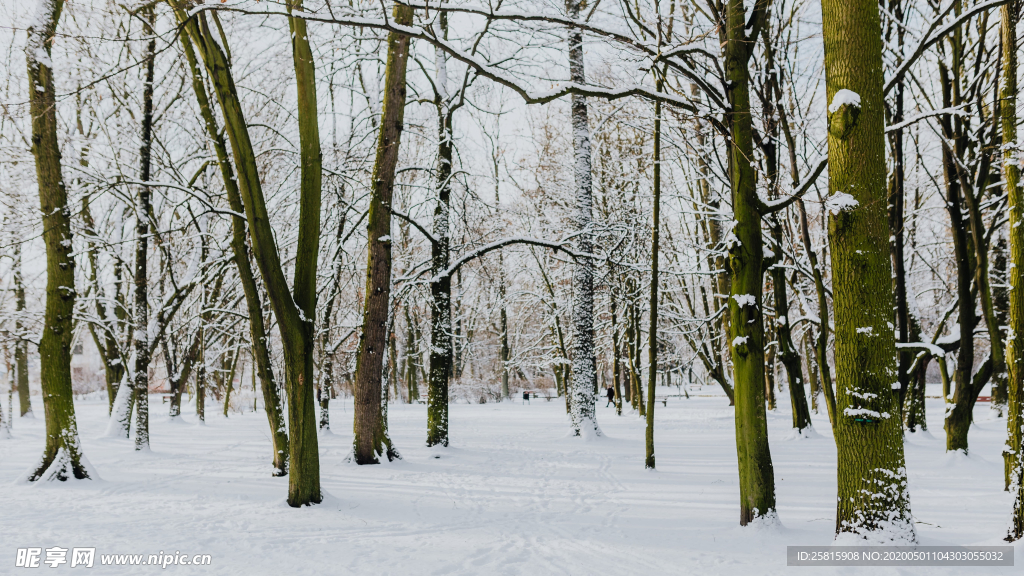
828 89 861 113
826 192 859 215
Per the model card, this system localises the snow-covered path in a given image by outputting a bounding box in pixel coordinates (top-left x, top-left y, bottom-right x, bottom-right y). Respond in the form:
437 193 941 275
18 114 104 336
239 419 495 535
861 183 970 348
0 392 1019 574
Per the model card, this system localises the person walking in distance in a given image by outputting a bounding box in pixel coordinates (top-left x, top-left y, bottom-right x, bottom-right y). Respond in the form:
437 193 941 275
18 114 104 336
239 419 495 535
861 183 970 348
605 386 615 407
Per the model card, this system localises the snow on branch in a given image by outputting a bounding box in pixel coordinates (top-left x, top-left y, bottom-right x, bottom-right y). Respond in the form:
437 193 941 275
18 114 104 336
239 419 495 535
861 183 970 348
895 341 946 358
757 157 828 215
433 236 600 283
884 0 1011 95
885 106 968 133
187 3 702 112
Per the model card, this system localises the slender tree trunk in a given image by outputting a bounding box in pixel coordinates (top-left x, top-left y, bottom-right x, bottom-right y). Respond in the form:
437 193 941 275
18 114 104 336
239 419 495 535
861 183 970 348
172 1 323 504
132 6 156 452
611 291 623 415
1001 0 1024 541
821 0 914 540
803 331 820 413
25 0 91 481
12 243 31 417
885 0 912 416
723 0 775 525
565 0 599 436
771 223 811 432
499 266 510 401
993 236 1009 415
196 329 206 423
427 63 454 444
940 77 978 453
222 347 240 417
179 30 288 473
798 200 837 427
353 2 412 463
645 90 662 469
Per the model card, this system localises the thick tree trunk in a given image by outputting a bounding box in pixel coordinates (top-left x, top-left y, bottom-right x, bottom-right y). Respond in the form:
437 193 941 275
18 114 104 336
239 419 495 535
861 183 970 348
132 6 156 452
25 0 91 481
1001 1 1024 541
564 0 599 436
821 0 914 541
353 2 412 463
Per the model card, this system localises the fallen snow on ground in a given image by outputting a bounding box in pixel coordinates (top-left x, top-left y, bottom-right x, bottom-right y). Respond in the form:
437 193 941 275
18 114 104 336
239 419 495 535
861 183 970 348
1 389 1020 575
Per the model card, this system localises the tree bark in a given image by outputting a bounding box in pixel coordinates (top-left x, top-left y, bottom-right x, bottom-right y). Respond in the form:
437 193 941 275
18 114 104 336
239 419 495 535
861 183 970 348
821 0 914 540
353 2 412 463
12 241 31 417
1001 0 1024 542
427 34 454 441
645 86 662 469
565 0 599 436
170 1 322 505
25 0 91 481
179 29 289 473
132 5 156 451
723 0 775 525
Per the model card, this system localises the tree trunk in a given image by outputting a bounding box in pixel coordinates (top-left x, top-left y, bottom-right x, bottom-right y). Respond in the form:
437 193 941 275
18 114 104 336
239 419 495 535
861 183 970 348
178 30 288 473
353 2 413 463
427 41 454 441
645 89 662 469
798 200 837 427
1001 0 1024 541
171 0 323 505
723 0 775 525
993 236 1009 415
821 0 914 540
771 224 811 432
939 58 979 453
25 0 91 481
611 290 623 415
565 0 599 436
132 5 156 452
12 242 31 417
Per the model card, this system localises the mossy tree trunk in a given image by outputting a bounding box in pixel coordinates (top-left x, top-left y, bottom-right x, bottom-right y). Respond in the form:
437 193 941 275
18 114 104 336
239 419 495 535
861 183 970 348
722 0 775 526
25 0 91 481
353 2 412 463
1001 0 1024 542
179 29 288 473
171 1 322 505
820 0 914 540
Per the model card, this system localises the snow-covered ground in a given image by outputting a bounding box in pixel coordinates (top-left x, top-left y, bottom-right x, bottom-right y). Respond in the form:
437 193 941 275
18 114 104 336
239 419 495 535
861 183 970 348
1 389 1020 575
